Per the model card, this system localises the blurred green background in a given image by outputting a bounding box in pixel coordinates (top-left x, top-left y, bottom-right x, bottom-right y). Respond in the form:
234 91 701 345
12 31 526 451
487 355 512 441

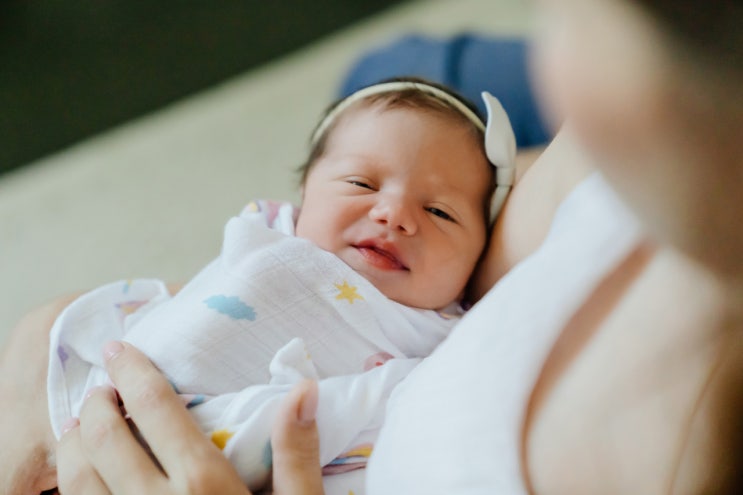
0 1 407 175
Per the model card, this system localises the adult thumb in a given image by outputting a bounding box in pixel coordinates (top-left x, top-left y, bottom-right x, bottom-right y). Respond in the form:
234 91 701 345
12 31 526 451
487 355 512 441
271 379 325 495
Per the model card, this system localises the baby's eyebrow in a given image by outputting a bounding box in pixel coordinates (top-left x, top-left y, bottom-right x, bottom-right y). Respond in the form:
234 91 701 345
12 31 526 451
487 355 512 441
427 180 479 203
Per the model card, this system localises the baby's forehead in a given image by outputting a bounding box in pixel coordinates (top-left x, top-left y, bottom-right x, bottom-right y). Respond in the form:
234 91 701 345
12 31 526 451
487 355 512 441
329 103 488 157
327 100 488 154
335 101 492 174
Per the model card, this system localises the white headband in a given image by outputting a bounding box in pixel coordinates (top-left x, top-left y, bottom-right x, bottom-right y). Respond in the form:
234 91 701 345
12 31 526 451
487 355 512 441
311 81 516 222
482 91 516 222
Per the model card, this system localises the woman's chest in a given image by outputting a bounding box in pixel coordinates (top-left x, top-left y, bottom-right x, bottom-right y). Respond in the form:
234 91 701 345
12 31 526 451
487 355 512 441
526 249 731 494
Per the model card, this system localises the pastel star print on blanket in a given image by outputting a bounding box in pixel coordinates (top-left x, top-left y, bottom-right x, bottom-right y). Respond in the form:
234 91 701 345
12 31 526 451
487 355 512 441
335 281 364 304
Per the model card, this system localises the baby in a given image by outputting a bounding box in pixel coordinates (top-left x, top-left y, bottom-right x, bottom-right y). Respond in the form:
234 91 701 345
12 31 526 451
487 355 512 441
46 78 516 492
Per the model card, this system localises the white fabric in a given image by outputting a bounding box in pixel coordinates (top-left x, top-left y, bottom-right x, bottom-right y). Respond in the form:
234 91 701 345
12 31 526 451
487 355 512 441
47 200 460 493
367 172 643 493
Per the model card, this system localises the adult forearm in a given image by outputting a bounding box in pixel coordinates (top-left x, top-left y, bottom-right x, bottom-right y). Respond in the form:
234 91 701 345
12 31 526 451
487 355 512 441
0 295 79 494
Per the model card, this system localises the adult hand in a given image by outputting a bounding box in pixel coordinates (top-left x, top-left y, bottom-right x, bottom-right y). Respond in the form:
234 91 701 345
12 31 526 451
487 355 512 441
57 341 325 495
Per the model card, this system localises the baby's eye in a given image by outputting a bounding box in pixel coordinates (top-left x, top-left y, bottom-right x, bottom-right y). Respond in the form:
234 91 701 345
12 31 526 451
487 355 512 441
348 180 374 190
426 207 455 222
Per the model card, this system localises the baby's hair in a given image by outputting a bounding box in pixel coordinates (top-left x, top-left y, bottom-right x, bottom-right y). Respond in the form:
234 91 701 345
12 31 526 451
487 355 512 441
297 77 488 188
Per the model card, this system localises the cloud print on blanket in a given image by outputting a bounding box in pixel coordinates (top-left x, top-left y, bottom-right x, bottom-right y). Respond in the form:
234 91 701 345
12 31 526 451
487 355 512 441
204 294 257 321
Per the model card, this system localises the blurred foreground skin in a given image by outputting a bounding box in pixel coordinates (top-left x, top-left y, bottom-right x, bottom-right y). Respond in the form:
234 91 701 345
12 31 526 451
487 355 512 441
522 0 743 492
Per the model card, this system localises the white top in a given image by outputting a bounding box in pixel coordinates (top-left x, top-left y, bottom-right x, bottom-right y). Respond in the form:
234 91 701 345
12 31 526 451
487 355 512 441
367 173 643 493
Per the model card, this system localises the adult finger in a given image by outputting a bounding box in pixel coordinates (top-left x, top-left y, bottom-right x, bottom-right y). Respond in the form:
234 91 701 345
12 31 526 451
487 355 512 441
76 386 166 494
100 342 229 482
270 380 325 495
57 418 111 495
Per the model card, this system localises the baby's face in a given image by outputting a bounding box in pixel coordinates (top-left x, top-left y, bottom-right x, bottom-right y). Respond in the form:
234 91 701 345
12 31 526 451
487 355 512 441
296 104 491 310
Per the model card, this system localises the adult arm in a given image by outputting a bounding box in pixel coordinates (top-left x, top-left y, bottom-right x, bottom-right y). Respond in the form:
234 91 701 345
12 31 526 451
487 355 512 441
56 341 325 494
0 294 81 495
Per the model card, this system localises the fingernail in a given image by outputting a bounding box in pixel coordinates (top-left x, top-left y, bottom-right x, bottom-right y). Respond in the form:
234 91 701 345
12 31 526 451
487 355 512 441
298 381 318 426
103 341 124 361
61 417 79 434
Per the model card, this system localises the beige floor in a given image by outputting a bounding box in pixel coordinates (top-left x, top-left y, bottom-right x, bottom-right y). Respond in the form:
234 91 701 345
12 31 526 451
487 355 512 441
0 0 531 344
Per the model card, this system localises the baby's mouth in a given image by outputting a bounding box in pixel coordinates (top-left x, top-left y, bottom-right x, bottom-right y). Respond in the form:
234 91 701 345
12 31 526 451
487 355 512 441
353 244 409 271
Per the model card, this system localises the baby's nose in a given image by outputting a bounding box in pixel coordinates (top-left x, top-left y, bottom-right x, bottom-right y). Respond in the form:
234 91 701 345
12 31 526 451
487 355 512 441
369 198 418 235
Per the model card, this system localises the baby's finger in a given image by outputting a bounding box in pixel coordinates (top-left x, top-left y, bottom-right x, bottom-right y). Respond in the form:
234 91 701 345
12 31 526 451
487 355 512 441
77 386 166 494
57 418 111 495
101 341 224 480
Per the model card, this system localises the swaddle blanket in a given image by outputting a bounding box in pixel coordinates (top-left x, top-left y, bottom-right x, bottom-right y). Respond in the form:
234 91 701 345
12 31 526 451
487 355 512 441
48 200 461 491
